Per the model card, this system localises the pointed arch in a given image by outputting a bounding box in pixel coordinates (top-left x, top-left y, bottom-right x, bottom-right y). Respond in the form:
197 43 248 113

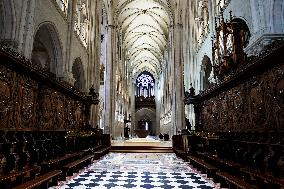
0 0 17 47
135 107 157 135
31 22 63 76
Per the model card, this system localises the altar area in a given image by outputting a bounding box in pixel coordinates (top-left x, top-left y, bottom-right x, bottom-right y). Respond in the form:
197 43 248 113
111 137 172 153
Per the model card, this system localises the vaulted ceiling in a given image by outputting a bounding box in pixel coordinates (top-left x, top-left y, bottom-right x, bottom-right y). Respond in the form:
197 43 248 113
115 0 173 79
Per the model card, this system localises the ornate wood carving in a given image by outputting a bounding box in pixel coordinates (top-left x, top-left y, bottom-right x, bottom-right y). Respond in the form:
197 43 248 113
0 65 13 129
0 46 98 131
38 87 55 130
212 10 249 80
199 43 284 132
19 75 37 129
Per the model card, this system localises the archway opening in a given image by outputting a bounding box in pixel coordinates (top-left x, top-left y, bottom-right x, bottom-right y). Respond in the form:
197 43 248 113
135 108 157 136
31 23 63 76
0 0 16 47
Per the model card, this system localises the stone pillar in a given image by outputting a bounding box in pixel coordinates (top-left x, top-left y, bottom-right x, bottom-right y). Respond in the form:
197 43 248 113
103 24 117 135
18 0 36 58
168 25 174 135
155 82 160 135
249 0 261 35
208 0 214 35
62 0 76 85
171 23 185 134
88 0 102 126
130 82 136 137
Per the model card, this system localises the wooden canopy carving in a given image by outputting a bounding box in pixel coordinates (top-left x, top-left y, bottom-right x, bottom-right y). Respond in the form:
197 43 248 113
212 10 249 80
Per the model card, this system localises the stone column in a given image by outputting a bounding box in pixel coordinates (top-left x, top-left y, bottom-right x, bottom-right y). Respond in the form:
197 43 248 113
103 24 117 134
88 0 102 126
167 25 172 134
130 82 136 137
18 0 36 58
171 23 185 134
208 0 214 35
155 82 160 135
62 0 76 85
249 0 263 36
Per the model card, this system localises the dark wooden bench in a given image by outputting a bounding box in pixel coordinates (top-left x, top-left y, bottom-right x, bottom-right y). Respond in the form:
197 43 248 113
241 168 284 189
188 155 218 178
62 154 94 179
205 154 241 174
174 148 188 161
217 171 257 189
0 166 39 189
94 146 110 159
13 170 62 189
41 153 80 173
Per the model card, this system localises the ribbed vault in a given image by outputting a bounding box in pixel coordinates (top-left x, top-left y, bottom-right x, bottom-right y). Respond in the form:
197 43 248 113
115 0 172 78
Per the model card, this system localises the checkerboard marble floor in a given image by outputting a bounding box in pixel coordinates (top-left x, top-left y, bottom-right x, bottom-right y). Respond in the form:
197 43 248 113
50 153 220 189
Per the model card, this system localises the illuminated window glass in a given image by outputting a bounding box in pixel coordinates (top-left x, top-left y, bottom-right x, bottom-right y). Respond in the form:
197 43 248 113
136 73 154 88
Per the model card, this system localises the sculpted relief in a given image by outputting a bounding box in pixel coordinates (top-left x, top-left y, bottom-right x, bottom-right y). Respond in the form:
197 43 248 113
21 76 37 129
0 64 87 131
0 80 10 128
39 89 54 130
200 63 284 131
0 65 13 129
56 95 65 130
275 77 284 128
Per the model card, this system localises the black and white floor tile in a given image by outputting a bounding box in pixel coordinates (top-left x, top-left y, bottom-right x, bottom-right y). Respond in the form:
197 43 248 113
50 153 219 189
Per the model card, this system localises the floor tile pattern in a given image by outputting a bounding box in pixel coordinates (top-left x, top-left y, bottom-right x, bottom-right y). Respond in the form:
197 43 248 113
50 153 218 189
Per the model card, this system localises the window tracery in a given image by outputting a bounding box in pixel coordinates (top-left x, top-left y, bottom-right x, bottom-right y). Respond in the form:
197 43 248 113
195 0 209 45
55 0 68 15
74 0 89 47
137 74 154 88
136 72 155 97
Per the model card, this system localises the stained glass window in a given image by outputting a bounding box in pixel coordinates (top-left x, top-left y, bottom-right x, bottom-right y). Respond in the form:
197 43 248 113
136 72 155 97
137 74 154 88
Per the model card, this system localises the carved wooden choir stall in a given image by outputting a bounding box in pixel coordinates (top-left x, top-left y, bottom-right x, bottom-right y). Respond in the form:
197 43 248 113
0 45 111 189
176 9 284 189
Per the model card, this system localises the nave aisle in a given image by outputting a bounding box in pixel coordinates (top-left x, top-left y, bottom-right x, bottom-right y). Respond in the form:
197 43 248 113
50 153 220 189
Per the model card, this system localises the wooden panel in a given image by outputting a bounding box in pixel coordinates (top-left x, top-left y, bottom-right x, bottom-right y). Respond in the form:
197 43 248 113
0 47 97 131
198 43 284 132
